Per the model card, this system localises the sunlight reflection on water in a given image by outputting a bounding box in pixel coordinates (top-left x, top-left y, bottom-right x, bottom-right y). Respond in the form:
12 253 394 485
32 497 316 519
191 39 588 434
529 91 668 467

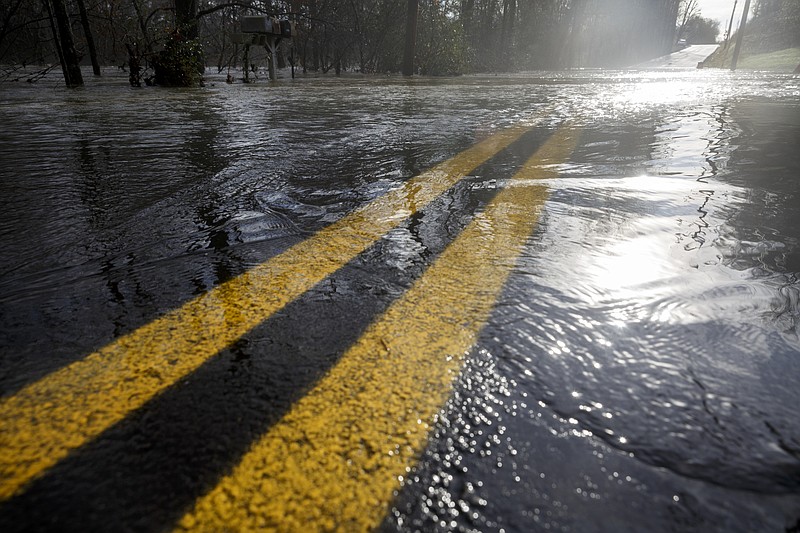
389 72 800 532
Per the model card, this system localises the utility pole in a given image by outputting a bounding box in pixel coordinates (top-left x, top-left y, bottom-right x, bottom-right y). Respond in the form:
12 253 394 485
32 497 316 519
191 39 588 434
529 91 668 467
724 0 738 48
730 0 751 70
402 0 418 76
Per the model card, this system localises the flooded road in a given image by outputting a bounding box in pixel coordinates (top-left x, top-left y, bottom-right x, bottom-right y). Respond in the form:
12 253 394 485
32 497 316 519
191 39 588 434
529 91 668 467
1 69 799 531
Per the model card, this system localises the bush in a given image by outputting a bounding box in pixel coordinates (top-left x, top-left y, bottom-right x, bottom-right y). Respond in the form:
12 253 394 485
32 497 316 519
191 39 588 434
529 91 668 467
152 33 204 87
416 9 468 76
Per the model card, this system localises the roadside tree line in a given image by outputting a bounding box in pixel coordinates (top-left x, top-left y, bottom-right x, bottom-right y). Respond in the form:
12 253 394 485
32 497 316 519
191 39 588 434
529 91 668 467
2 0 709 86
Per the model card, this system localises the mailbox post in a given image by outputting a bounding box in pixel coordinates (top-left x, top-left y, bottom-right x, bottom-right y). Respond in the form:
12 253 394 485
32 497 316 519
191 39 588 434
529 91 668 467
236 16 295 82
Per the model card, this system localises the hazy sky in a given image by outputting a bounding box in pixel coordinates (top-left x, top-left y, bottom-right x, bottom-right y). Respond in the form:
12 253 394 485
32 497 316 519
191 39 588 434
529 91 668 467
696 0 741 37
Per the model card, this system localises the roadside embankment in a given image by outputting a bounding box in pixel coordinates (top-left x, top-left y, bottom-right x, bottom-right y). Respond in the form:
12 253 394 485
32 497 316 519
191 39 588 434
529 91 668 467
703 45 800 71
702 4 799 72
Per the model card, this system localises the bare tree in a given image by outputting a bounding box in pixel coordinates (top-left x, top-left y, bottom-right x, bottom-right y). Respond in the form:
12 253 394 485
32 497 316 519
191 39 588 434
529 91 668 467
49 0 83 86
676 0 700 42
76 0 101 75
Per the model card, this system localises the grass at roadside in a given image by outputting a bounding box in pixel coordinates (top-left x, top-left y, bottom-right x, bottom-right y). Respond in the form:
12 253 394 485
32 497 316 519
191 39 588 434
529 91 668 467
704 46 800 71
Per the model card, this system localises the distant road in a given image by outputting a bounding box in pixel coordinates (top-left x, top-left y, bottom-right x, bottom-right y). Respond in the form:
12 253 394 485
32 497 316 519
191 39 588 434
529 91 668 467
633 44 720 69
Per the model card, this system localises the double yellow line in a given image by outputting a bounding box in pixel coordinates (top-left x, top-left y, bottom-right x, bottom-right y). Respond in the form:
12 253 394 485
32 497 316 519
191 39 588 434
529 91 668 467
0 123 579 531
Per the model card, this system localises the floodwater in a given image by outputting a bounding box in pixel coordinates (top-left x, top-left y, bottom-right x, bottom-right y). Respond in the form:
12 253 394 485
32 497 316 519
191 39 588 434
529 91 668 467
1 68 799 531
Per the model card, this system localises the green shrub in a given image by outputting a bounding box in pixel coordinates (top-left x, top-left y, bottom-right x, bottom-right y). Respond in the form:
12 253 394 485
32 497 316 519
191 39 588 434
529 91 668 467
152 33 204 87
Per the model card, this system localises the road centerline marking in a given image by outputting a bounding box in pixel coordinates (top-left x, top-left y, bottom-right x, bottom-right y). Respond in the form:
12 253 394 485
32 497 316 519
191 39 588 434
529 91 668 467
0 124 532 500
176 126 580 532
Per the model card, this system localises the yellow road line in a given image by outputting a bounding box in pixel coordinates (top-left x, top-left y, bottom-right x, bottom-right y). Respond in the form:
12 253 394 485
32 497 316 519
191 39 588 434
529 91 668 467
176 126 580 532
0 125 531 500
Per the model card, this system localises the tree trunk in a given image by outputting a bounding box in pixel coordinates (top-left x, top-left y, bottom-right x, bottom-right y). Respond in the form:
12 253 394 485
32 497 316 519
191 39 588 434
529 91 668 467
402 0 418 76
661 0 681 54
461 0 474 34
175 0 198 39
49 0 83 86
500 0 516 70
42 0 66 72
564 0 589 68
75 0 100 75
130 0 149 44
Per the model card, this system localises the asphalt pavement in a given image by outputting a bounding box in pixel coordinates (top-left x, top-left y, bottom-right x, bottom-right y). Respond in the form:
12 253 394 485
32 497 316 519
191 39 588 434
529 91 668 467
1 67 799 532
633 44 720 68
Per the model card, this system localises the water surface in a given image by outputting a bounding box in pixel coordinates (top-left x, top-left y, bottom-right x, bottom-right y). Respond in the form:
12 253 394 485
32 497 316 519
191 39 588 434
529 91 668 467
1 68 799 531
